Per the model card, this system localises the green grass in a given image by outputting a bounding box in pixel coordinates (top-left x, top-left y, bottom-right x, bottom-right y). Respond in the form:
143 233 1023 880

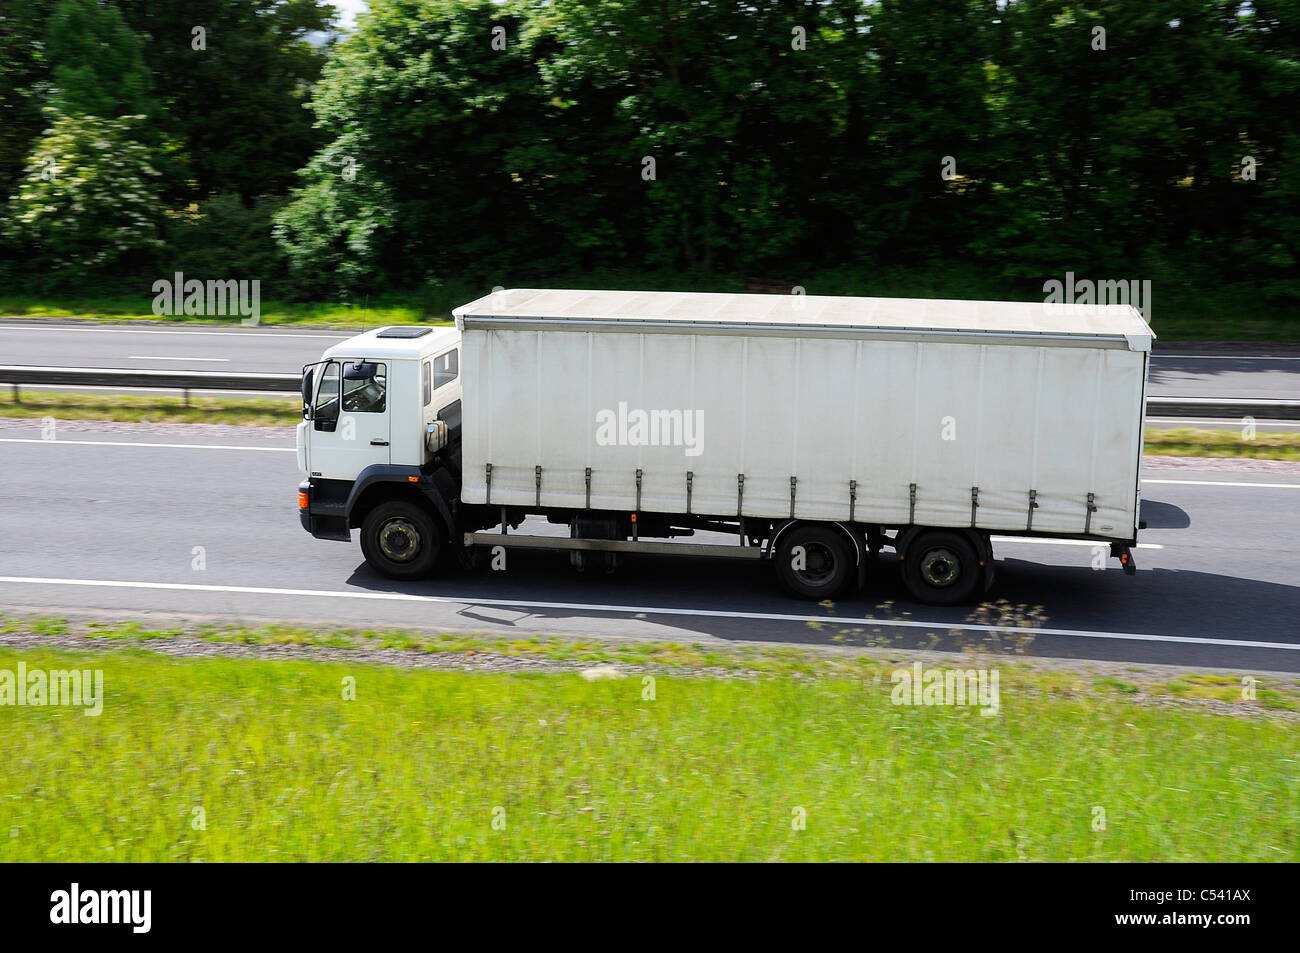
0 642 1295 862
1142 427 1300 461
1094 676 1140 695
0 293 444 329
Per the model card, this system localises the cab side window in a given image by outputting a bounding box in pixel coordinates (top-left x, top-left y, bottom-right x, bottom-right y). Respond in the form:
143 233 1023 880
315 362 340 416
433 349 459 389
341 361 386 413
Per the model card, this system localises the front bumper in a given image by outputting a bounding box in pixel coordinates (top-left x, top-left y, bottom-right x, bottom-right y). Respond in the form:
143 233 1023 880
298 478 350 541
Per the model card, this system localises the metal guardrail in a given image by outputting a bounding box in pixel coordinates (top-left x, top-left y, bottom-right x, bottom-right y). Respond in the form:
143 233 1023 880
0 365 1297 418
1143 396 1300 419
0 365 299 405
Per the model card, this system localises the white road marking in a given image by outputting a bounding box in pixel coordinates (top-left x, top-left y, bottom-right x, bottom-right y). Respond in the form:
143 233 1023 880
0 438 293 452
1145 478 1300 489
991 536 1163 549
0 575 1295 651
0 324 349 340
128 355 230 362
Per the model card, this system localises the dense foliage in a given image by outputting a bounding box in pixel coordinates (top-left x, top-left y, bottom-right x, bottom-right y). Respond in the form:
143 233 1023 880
1 0 1297 314
0 0 332 289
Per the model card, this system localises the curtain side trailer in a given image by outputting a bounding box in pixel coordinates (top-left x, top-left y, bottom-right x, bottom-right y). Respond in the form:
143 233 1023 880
297 289 1153 604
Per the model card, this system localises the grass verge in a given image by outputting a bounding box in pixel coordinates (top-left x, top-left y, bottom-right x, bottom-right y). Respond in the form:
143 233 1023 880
0 294 443 328
1141 427 1300 461
0 613 1296 861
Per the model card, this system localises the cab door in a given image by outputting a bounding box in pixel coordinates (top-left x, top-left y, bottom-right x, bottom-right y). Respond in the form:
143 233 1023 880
307 360 391 481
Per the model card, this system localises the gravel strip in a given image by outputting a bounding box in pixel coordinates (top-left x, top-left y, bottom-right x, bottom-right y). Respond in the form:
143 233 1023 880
0 629 638 675
1142 454 1300 473
2 605 1297 684
0 608 762 681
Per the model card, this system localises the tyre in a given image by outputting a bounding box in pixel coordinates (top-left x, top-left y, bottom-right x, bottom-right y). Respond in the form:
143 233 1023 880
570 518 620 575
900 529 981 606
774 524 855 600
360 501 442 579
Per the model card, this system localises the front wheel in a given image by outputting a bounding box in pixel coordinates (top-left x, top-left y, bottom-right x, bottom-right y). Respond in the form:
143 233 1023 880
360 501 442 579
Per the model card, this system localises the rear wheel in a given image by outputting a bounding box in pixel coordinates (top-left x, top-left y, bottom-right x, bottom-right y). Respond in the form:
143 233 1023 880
360 501 441 579
570 517 620 574
774 524 855 600
900 529 980 606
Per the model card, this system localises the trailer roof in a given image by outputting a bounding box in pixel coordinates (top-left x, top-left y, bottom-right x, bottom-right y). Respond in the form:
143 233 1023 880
454 288 1154 350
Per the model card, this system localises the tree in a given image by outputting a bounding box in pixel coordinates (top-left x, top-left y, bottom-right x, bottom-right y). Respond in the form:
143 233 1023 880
5 113 162 275
114 0 336 203
529 0 857 273
3 1 162 282
276 0 547 294
46 0 155 119
0 0 59 198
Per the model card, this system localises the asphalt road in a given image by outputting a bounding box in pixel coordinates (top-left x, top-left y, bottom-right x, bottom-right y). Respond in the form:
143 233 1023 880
1 420 1297 672
0 320 350 375
2 319 1299 399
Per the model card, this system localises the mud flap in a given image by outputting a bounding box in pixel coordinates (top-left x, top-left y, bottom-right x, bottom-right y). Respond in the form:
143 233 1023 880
1110 542 1136 576
978 534 995 592
455 541 484 571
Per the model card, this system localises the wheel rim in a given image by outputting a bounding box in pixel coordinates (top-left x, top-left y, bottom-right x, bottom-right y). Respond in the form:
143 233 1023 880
795 541 838 586
378 518 422 563
920 547 961 587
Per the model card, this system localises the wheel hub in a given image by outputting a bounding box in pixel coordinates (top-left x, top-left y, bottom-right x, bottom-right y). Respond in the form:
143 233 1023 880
379 518 421 562
920 547 960 587
796 542 836 584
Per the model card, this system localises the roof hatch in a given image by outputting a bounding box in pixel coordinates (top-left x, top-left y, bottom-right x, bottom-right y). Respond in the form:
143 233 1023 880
376 326 434 338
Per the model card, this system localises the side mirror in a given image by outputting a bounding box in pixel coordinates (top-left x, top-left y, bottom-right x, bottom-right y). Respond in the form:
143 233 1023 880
344 361 378 381
301 366 314 417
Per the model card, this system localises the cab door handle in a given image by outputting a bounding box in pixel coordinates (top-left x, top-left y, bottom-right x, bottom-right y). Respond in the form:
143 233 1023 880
370 439 389 446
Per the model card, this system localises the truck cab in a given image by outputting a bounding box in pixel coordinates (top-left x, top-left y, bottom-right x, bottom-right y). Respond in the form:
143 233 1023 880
297 326 463 575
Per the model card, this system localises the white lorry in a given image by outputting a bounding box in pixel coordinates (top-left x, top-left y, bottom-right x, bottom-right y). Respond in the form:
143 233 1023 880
297 289 1153 604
